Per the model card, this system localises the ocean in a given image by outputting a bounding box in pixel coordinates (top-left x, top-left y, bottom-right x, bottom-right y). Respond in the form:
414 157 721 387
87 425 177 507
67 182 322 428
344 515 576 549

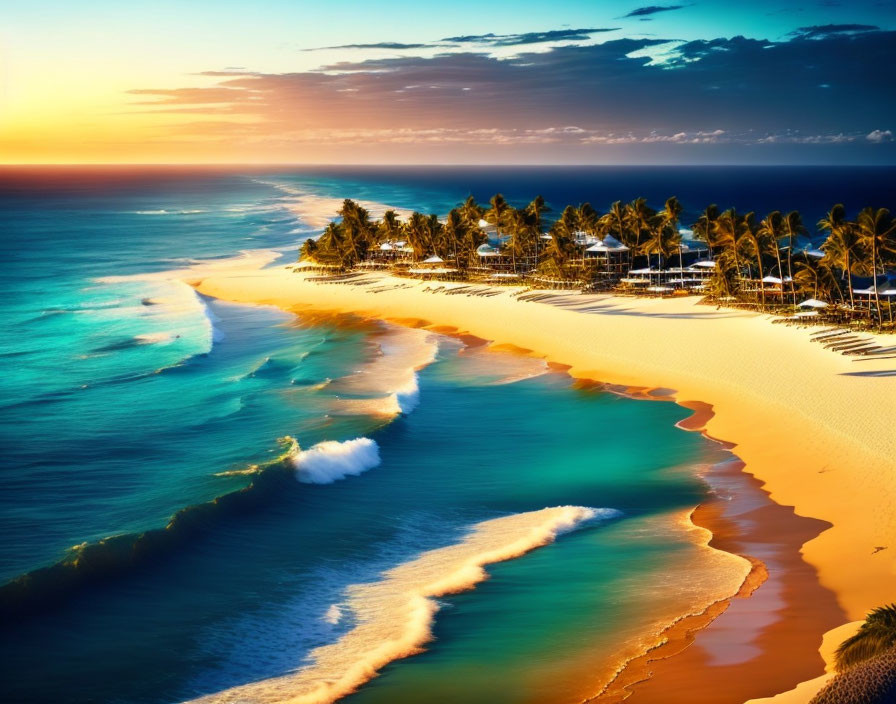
1 165 893 704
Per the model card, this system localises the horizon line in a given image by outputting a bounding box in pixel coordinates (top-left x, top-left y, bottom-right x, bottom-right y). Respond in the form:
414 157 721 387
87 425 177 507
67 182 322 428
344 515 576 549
2 162 896 168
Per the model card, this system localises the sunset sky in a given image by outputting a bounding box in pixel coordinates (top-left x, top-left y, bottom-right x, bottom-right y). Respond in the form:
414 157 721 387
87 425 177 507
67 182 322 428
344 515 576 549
2 0 895 164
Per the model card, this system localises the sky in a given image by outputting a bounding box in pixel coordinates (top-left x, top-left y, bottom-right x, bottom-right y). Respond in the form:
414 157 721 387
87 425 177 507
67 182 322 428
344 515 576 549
1 0 895 164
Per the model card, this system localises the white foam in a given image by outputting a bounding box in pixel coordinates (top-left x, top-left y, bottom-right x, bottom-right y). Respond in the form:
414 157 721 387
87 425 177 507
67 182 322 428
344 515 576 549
133 209 206 215
292 438 381 484
96 249 281 286
134 331 177 345
186 506 618 704
252 179 414 231
327 326 439 419
323 605 343 626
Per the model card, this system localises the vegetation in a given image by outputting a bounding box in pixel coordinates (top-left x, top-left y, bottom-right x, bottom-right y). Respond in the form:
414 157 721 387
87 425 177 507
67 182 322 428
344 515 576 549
810 605 896 704
810 650 896 704
298 195 896 330
835 604 896 671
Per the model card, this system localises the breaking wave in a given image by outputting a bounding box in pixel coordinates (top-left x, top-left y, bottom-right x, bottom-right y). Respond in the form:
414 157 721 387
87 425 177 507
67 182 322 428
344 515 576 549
187 506 620 704
291 438 381 484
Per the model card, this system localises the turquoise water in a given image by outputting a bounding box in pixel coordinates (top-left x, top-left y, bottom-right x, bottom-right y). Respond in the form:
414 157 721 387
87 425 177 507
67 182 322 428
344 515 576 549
3 166 883 704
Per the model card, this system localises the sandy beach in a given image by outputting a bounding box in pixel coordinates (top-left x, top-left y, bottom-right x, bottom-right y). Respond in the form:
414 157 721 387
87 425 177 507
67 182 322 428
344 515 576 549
190 263 896 703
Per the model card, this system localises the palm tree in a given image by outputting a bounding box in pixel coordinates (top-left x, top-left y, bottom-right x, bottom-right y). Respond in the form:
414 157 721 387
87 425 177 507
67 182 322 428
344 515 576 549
337 199 374 265
505 207 532 267
692 204 720 258
425 213 445 258
855 207 896 324
740 212 770 307
540 206 578 278
659 196 683 268
526 195 549 263
641 219 681 271
819 205 861 311
576 202 601 265
459 195 484 230
601 200 632 268
712 209 746 293
405 211 429 260
486 194 513 271
782 211 806 304
625 197 656 255
442 210 466 269
758 211 786 301
376 209 403 245
835 603 896 671
794 256 843 304
298 237 318 262
315 221 345 265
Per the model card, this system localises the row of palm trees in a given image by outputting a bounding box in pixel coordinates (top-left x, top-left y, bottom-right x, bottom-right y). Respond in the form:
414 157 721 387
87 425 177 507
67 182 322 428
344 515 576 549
696 204 896 323
299 195 896 325
300 195 687 275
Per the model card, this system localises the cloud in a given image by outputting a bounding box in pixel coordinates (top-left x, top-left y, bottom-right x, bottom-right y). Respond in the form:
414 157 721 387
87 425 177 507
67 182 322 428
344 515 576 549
757 133 857 144
789 23 880 40
304 41 449 51
125 29 896 156
867 129 894 143
304 28 618 53
622 5 686 17
582 129 727 144
441 28 618 46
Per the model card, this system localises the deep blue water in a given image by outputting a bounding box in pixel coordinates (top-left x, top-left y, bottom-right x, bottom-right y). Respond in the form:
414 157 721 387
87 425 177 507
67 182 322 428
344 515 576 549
0 166 892 704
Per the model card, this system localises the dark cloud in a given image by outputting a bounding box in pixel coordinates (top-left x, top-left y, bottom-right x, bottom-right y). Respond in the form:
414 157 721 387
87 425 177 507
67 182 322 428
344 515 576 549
789 23 880 39
622 5 685 17
128 30 896 151
441 28 618 45
304 41 448 51
305 28 617 53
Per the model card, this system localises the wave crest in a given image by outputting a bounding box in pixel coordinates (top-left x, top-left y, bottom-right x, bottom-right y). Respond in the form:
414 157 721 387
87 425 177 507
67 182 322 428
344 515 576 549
291 438 380 484
187 506 620 704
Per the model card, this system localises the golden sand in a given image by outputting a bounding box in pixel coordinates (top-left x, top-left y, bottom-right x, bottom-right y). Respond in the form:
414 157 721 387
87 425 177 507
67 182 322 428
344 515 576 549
191 265 896 703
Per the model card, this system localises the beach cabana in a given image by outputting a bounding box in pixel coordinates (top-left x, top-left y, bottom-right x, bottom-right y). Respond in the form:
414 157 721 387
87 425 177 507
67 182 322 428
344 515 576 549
798 299 829 309
618 267 656 292
585 236 631 287
368 240 414 264
473 242 515 273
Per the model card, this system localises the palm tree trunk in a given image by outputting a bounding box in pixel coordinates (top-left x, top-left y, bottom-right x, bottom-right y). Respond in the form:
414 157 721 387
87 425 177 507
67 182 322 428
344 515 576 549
845 250 855 312
872 240 882 326
756 248 766 308
787 235 796 305
773 242 785 306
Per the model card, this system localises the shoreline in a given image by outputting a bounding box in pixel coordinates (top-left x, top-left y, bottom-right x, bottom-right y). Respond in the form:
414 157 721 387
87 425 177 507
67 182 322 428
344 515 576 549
585 399 844 703
190 265 896 703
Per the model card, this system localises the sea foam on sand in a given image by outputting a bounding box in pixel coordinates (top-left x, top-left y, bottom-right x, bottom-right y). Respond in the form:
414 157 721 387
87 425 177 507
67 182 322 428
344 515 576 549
327 325 439 418
186 506 615 704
